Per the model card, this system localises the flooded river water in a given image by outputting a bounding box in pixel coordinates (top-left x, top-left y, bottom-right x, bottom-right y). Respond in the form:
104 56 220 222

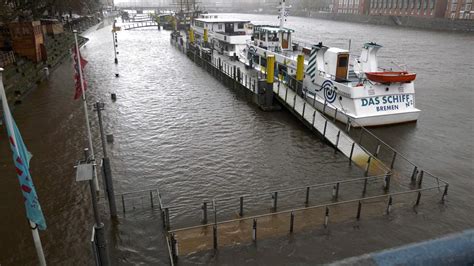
0 14 473 265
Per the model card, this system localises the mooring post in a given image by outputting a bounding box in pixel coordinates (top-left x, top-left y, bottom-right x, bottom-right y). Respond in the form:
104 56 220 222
305 187 310 206
239 196 244 217
94 102 117 217
411 166 418 184
121 195 125 213
272 192 278 212
150 191 154 208
415 191 422 206
356 201 362 220
441 184 449 203
324 207 329 228
202 202 208 224
365 156 372 177
213 225 218 250
290 212 295 233
384 172 392 191
386 196 393 214
252 219 257 242
417 170 424 188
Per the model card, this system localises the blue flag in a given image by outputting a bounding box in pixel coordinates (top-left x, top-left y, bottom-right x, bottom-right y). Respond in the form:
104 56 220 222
4 117 47 230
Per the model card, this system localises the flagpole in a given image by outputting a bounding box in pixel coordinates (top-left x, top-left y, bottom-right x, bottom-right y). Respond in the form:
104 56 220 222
0 68 47 266
73 30 100 192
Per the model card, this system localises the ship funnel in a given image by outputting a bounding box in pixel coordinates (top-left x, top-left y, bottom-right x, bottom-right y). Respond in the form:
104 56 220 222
359 42 382 73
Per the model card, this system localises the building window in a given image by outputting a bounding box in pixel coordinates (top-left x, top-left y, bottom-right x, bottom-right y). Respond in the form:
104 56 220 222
238 23 244 29
218 24 222 30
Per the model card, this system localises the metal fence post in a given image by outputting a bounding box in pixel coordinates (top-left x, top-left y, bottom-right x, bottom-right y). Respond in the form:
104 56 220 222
324 207 329 228
335 131 340 153
417 170 424 188
290 212 295 233
312 111 316 126
365 156 372 177
150 191 154 208
165 208 170 230
349 143 355 165
362 177 368 196
302 102 306 117
293 94 297 110
356 201 362 220
415 191 422 206
213 225 218 250
272 192 278 212
252 219 257 242
441 184 449 203
374 143 381 158
121 195 125 213
332 183 340 201
390 152 397 170
384 172 391 191
305 187 310 206
411 166 418 184
239 196 244 217
202 202 208 224
386 196 393 214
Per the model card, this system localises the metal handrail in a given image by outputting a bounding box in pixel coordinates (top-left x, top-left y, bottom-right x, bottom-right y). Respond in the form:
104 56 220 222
169 184 443 234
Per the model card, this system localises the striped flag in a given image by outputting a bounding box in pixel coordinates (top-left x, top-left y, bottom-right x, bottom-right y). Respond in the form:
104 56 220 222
72 47 88 100
1 88 47 230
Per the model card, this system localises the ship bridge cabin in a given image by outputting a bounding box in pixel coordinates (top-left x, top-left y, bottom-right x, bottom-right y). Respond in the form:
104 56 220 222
192 15 252 57
252 25 294 53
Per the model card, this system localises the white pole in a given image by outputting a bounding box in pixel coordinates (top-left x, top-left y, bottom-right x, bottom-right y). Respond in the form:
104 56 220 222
0 68 47 266
73 31 100 192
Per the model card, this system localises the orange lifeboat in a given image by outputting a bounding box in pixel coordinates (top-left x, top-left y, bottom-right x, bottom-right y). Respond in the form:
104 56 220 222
365 71 416 83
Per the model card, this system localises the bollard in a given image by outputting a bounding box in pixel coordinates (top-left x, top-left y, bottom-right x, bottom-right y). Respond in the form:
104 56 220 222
202 202 208 224
305 187 310 206
356 201 362 220
272 192 278 212
415 191 421 206
365 156 372 177
441 184 449 203
213 225 217 250
324 207 329 228
411 166 418 184
290 212 295 233
384 173 391 191
252 219 257 242
349 143 355 165
239 196 244 217
386 196 393 214
417 170 424 188
362 177 368 196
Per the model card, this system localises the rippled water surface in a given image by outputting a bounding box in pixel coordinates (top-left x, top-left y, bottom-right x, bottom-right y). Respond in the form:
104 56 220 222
0 14 473 265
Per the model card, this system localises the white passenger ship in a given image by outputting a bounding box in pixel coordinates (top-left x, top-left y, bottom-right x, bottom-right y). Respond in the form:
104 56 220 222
241 0 420 126
191 14 253 58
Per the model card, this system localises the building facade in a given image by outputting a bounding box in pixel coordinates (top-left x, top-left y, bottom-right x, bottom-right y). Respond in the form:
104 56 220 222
445 0 473 19
333 0 473 18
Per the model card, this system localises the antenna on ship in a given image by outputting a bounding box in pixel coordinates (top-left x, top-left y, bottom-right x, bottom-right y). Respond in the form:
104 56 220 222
278 0 290 31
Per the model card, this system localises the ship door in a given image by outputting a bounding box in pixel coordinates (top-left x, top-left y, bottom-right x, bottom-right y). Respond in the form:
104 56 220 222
336 53 349 81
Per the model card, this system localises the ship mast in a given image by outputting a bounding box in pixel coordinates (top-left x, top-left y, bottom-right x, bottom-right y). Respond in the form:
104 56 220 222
278 0 287 31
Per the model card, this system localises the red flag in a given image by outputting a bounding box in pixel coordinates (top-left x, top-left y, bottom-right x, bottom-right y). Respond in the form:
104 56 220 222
72 47 88 100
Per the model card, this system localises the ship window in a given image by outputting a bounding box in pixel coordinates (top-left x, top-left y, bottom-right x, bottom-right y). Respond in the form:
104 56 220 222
218 24 222 30
338 56 348 67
